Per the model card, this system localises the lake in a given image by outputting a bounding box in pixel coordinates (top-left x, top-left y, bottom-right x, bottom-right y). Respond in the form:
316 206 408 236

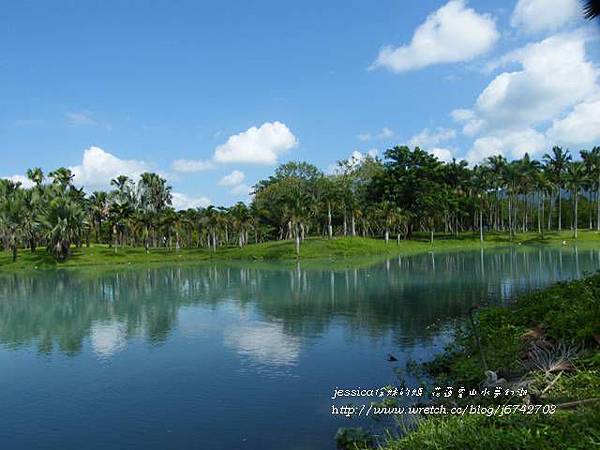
1 246 598 449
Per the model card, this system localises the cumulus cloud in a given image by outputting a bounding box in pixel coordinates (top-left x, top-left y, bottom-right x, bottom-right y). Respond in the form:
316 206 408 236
217 170 252 196
2 174 34 189
213 121 298 165
230 183 252 196
431 147 455 162
465 128 547 164
371 0 498 73
218 170 245 187
547 95 600 145
510 0 580 34
358 127 394 141
409 127 456 148
171 159 214 173
463 31 597 134
454 30 599 163
171 192 211 210
69 146 150 190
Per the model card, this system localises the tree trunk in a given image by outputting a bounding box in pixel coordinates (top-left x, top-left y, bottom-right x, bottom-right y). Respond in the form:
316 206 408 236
479 207 483 244
574 189 578 239
294 223 300 256
558 188 562 232
327 201 333 239
597 178 600 232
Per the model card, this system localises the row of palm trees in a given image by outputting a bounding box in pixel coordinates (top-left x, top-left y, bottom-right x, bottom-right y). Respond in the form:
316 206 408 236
1 146 599 262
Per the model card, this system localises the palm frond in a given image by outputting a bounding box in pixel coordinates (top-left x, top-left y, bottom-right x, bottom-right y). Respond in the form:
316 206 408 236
583 0 600 19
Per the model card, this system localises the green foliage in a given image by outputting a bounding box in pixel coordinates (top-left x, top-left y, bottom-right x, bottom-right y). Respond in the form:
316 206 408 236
382 274 600 450
383 407 600 450
335 427 374 450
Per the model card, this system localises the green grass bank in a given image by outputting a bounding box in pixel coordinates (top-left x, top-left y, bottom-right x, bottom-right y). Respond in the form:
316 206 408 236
376 273 600 450
1 230 599 272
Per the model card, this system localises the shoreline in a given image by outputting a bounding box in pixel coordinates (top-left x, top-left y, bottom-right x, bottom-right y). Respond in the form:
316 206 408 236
1 231 598 273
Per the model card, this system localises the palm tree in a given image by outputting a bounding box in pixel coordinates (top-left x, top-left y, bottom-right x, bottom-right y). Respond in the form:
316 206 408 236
89 191 108 243
581 147 600 231
544 147 571 232
48 167 75 191
26 167 44 187
0 188 26 261
484 155 507 231
584 0 600 19
137 172 172 248
565 162 586 239
41 194 84 261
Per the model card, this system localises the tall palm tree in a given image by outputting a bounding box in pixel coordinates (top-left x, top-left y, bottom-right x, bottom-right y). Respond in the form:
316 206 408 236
581 147 600 231
485 155 507 231
0 188 26 261
48 167 75 191
544 147 571 232
89 191 108 243
565 162 586 239
26 167 44 187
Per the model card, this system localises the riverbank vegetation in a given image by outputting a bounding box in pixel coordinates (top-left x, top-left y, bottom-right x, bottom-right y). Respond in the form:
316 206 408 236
0 231 599 272
373 274 600 450
2 146 600 266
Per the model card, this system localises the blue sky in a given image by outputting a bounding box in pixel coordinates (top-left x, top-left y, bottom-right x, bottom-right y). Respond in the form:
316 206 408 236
2 0 599 208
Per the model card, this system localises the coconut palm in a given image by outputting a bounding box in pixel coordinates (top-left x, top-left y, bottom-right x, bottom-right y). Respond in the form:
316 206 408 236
544 147 571 231
581 147 600 231
565 162 587 239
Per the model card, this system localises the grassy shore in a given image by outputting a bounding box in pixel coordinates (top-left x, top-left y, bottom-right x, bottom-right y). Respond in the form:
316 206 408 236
377 273 600 450
1 230 599 271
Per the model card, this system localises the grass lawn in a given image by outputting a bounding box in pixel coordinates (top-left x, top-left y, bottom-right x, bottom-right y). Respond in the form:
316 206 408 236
0 230 599 272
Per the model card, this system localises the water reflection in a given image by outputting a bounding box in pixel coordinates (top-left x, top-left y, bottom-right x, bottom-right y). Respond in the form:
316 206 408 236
0 246 598 360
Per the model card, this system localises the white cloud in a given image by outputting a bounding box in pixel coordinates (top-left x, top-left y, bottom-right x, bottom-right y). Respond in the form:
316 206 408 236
218 170 245 187
463 31 597 134
547 95 600 145
66 111 98 126
218 170 252 196
431 147 454 162
371 0 498 73
213 121 298 165
69 146 150 190
327 149 378 174
2 174 34 189
230 183 252 196
409 127 456 148
510 0 580 34
357 127 394 141
171 192 211 210
171 159 214 172
465 128 547 164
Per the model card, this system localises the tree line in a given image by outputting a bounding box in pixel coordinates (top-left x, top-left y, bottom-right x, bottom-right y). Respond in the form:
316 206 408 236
1 145 599 262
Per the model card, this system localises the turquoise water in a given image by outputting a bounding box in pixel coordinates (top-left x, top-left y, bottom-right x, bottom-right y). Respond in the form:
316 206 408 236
0 246 598 449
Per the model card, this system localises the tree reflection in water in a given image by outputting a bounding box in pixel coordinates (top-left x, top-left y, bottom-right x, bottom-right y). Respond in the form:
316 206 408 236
0 246 598 357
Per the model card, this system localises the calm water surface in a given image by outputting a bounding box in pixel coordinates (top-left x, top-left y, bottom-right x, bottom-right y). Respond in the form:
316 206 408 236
1 246 598 449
